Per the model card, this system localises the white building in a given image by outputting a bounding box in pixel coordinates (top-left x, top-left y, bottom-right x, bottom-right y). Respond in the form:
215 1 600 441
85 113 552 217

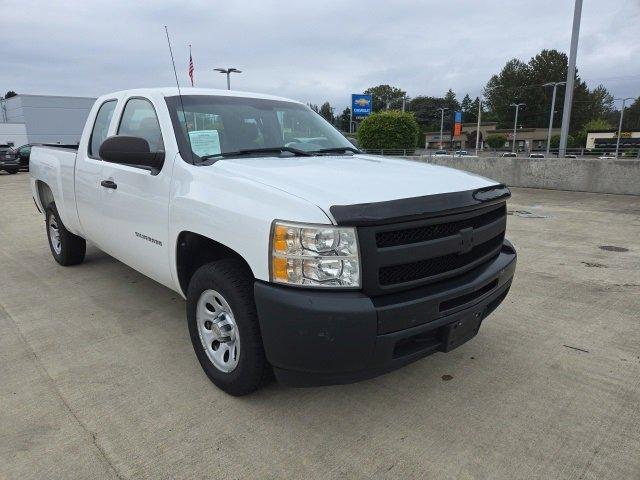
0 94 96 145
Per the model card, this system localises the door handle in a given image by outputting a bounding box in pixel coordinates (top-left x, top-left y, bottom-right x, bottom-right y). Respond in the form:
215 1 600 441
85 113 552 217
100 180 117 189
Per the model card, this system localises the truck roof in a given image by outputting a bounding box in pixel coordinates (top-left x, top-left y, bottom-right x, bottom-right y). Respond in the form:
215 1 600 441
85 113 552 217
98 87 302 104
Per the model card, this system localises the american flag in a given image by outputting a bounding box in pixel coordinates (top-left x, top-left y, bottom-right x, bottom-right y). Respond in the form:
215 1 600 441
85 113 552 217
188 46 194 86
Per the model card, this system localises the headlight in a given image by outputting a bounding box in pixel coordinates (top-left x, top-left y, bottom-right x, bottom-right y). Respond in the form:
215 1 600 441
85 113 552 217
270 221 360 288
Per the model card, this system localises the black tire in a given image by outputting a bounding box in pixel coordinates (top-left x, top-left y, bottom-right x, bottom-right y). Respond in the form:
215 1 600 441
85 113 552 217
6 169 18 174
45 203 86 266
187 259 271 396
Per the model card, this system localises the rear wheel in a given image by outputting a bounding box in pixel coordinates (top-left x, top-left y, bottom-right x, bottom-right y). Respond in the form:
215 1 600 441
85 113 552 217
46 204 86 266
6 169 18 174
187 259 271 396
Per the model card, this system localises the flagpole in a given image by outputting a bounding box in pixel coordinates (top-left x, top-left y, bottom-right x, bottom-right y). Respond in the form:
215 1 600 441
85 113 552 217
189 44 194 87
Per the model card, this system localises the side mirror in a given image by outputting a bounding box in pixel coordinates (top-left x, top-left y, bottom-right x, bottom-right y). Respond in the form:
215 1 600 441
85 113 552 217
99 136 164 171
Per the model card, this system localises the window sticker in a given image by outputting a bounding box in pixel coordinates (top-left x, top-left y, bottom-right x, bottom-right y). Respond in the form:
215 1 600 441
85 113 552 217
189 130 221 157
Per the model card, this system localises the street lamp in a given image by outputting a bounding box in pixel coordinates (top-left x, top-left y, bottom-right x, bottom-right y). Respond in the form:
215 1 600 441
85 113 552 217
510 103 525 153
615 97 634 158
559 0 583 157
475 97 483 156
543 82 566 155
437 107 449 149
214 68 242 90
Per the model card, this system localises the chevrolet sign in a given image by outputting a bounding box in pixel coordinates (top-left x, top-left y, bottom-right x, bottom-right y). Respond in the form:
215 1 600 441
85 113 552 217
351 94 372 120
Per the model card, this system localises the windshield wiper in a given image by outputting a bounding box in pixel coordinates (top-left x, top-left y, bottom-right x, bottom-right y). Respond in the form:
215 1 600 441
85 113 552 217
201 146 312 160
309 147 361 155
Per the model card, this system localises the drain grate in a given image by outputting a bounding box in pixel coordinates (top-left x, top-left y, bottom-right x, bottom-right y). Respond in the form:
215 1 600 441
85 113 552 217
599 245 629 252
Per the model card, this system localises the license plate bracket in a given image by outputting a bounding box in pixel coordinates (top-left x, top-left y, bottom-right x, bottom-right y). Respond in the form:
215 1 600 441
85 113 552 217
441 311 482 352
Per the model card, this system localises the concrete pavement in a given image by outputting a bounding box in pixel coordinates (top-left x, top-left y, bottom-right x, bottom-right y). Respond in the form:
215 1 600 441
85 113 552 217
1 172 639 479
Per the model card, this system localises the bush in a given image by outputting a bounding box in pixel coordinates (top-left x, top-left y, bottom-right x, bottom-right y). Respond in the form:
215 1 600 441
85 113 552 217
485 134 507 149
357 110 419 150
551 134 576 149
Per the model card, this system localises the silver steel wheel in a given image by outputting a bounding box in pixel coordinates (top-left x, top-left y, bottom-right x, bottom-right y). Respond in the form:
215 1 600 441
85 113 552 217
48 215 62 255
196 289 240 373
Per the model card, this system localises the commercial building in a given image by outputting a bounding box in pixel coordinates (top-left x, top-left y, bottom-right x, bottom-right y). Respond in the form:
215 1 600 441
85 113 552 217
425 122 560 151
586 130 640 150
0 94 96 145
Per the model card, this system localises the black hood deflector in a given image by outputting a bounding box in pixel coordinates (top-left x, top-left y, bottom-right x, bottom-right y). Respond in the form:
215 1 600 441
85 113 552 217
330 184 511 226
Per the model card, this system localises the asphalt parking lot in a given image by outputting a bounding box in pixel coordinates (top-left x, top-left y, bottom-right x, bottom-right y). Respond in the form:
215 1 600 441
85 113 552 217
1 172 639 479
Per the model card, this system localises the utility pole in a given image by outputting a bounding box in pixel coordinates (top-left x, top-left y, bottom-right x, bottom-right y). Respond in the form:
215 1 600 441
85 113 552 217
475 98 482 156
615 97 633 158
559 0 583 157
438 108 448 149
214 67 242 90
510 103 525 153
543 82 566 155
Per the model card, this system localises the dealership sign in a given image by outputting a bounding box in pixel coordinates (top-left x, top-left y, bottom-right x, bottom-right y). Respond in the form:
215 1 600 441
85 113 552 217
352 94 372 120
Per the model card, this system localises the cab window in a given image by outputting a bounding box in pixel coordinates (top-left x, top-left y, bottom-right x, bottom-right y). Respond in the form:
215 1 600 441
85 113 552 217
117 98 164 152
89 100 117 158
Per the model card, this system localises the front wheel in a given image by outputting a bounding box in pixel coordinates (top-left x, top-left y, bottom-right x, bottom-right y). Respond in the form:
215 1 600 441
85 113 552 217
46 204 86 266
187 259 271 396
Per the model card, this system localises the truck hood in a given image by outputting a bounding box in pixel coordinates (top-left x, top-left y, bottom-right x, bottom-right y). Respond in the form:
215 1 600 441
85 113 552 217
214 154 500 219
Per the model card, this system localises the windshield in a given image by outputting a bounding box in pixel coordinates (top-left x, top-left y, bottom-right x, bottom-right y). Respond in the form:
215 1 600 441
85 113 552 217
165 95 355 162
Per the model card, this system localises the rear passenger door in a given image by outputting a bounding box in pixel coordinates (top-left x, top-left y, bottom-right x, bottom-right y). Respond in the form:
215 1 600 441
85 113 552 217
97 96 175 288
76 98 118 246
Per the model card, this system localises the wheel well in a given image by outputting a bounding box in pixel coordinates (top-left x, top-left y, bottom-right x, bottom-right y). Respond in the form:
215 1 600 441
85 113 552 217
176 232 253 295
36 180 54 209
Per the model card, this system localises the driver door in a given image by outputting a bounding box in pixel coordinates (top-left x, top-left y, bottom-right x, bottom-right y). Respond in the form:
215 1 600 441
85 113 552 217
98 96 175 288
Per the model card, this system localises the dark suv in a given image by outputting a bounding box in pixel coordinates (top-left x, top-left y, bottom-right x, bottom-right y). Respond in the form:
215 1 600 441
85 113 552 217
0 145 19 174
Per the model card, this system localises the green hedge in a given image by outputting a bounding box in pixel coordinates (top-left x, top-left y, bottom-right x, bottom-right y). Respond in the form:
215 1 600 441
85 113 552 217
357 111 419 149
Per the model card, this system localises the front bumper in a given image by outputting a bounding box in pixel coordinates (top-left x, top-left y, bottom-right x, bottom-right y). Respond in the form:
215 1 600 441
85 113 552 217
0 159 20 172
255 239 516 387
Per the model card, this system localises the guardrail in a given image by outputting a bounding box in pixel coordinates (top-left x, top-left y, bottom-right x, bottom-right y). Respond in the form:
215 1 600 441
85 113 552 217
361 148 416 156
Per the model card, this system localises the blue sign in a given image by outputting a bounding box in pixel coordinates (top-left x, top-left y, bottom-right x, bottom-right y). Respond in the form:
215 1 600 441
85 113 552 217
352 94 372 120
454 111 462 123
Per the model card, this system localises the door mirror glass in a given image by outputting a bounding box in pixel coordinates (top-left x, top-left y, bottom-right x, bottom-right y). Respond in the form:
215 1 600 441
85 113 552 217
99 135 165 171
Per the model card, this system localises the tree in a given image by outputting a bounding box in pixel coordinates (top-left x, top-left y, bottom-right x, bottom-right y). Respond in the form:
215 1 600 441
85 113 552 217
307 103 319 113
338 107 351 132
483 49 617 135
444 89 460 112
319 102 334 123
363 84 406 112
622 97 640 131
4 91 17 98
574 118 613 147
408 96 447 130
485 134 507 149
357 111 419 149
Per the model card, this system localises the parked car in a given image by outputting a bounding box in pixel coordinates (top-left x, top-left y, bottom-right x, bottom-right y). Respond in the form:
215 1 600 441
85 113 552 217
30 88 516 395
433 149 449 156
454 150 469 156
14 144 39 171
501 152 517 158
529 153 545 159
0 145 19 174
564 154 577 158
598 153 616 159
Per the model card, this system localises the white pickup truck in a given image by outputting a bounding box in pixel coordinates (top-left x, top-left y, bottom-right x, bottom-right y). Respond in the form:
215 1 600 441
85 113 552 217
30 88 516 395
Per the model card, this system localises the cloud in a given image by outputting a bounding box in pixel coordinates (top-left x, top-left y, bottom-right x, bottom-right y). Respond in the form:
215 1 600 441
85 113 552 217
1 0 638 110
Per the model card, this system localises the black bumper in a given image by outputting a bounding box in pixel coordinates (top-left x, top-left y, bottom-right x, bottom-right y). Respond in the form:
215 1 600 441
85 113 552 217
254 240 516 387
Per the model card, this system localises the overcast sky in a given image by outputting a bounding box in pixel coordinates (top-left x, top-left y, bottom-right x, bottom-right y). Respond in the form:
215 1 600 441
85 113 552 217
2 0 639 111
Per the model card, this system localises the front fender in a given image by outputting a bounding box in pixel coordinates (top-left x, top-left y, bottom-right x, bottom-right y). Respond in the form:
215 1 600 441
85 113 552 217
168 162 332 289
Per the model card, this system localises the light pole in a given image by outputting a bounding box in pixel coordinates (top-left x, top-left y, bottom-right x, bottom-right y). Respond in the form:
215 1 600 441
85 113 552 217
475 97 482 156
615 97 634 158
438 107 448 149
214 67 242 90
543 82 566 155
559 0 583 157
510 103 525 153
